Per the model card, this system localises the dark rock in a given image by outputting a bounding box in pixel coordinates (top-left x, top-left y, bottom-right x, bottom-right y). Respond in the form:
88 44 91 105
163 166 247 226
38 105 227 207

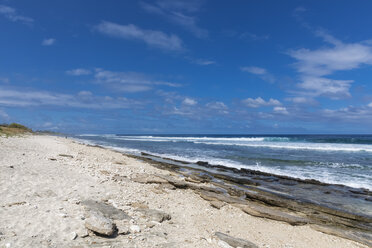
58 154 74 158
214 232 258 248
196 161 209 166
237 204 308 226
6 201 27 207
198 190 246 205
311 225 372 247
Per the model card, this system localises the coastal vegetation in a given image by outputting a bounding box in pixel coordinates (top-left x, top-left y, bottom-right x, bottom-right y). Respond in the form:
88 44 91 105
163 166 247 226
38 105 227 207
0 123 32 136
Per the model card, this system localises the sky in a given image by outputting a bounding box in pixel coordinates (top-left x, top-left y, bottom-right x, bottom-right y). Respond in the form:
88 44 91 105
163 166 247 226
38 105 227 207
1 0 372 134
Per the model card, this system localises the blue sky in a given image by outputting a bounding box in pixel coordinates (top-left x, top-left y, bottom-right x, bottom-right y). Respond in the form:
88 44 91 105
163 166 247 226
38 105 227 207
1 0 372 134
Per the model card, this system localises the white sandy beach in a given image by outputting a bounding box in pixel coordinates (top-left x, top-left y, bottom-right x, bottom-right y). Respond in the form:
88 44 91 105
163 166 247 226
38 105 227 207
0 135 367 248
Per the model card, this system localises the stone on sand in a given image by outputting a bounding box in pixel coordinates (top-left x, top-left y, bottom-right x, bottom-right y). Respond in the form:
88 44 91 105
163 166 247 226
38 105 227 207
129 225 141 233
85 211 116 236
214 232 258 248
81 200 130 220
131 173 169 184
210 200 225 209
136 208 171 223
69 231 77 240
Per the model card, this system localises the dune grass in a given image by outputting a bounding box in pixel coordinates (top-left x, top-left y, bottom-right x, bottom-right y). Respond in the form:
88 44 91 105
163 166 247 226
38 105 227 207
0 123 32 137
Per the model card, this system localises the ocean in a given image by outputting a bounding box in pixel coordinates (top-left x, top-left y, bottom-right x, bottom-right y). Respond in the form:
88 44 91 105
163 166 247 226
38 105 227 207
75 134 372 190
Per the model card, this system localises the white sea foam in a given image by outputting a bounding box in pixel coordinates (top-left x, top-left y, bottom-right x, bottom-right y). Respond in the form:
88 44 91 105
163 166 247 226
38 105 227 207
311 162 365 169
98 135 372 153
192 141 372 153
144 153 372 189
111 136 267 142
78 134 100 137
75 136 372 190
132 150 372 190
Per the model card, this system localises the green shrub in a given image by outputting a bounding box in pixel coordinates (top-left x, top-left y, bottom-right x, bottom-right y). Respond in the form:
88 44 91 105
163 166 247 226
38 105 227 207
8 123 30 130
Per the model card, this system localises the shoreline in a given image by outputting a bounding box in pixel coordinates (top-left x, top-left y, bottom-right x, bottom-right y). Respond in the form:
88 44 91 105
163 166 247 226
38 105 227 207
98 147 372 245
72 135 372 191
0 134 370 247
75 139 372 217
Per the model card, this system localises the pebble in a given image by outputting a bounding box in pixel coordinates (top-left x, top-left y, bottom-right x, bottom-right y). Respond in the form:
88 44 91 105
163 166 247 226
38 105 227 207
69 232 77 240
146 221 157 228
77 228 89 238
129 225 141 233
59 213 68 218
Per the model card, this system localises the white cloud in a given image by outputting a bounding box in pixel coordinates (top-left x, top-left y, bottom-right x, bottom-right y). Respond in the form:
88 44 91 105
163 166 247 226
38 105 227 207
320 105 372 123
42 38 56 46
242 97 281 108
206 101 228 110
184 57 216 66
94 69 181 92
0 108 9 121
66 68 92 76
182 97 197 105
241 66 267 75
42 122 53 128
289 43 372 77
297 77 353 99
78 91 93 97
241 66 275 83
168 106 193 116
0 5 33 24
160 97 229 118
368 102 372 108
0 86 139 109
289 31 372 99
193 59 216 66
95 21 183 51
206 101 228 114
286 96 317 105
140 0 207 38
273 106 289 115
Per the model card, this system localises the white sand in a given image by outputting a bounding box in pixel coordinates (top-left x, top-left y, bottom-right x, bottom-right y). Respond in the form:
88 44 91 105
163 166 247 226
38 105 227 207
0 135 367 248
